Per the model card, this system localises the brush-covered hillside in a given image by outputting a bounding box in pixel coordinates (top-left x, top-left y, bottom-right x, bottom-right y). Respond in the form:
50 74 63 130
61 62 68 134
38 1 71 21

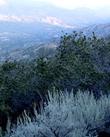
0 32 110 136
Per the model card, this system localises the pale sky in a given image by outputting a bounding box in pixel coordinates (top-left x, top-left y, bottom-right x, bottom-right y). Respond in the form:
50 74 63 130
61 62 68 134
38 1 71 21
0 0 110 10
35 0 110 10
0 0 7 6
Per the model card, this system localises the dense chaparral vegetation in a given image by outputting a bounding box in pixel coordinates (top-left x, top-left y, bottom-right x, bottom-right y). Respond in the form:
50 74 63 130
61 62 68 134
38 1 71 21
0 32 110 136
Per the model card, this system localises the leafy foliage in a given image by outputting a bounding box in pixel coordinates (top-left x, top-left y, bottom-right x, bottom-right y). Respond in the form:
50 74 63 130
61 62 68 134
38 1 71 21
5 91 110 137
0 32 110 129
50 32 110 93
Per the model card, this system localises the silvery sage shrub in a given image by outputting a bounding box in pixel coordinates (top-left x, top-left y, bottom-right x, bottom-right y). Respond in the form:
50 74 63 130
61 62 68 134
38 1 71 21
5 91 110 137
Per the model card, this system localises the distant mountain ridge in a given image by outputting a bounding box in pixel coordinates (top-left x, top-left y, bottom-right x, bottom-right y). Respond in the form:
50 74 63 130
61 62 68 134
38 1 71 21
1 22 110 63
0 14 75 28
0 2 110 28
0 42 57 62
81 23 110 37
0 1 110 62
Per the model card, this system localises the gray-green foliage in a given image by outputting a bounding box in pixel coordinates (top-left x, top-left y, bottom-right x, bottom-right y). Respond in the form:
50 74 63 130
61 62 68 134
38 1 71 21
0 32 110 127
5 91 110 137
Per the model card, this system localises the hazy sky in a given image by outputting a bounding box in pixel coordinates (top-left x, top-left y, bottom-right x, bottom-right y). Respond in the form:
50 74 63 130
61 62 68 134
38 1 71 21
0 0 110 10
39 0 110 10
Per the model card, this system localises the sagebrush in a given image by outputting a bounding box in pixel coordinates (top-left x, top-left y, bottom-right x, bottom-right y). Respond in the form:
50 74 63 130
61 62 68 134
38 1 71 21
5 91 110 137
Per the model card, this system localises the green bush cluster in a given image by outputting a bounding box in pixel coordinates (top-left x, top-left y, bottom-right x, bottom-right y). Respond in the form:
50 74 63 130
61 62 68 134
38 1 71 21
0 32 110 124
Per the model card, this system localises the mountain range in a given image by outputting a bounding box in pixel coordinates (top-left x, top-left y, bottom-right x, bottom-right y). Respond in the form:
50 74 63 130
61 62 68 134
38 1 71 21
0 1 110 27
0 2 110 62
81 23 110 37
